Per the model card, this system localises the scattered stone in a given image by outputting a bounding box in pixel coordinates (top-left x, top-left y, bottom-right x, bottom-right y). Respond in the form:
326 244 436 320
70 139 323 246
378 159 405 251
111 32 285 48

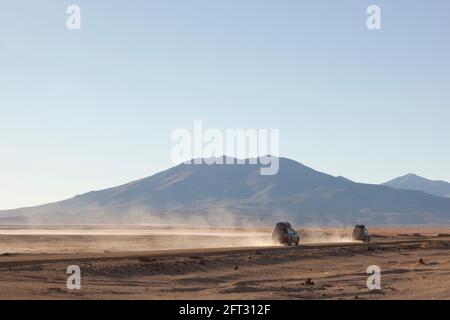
368 289 384 294
189 255 203 260
0 253 13 257
138 257 158 263
385 286 397 291
234 265 239 270
304 278 315 286
199 259 207 266
418 258 426 265
437 234 450 237
47 287 66 293
255 251 263 255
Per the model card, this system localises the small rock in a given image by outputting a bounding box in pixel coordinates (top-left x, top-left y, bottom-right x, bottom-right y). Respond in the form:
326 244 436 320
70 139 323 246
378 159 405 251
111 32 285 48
0 253 13 257
304 278 315 286
234 265 239 270
418 258 426 265
138 257 158 263
385 286 396 291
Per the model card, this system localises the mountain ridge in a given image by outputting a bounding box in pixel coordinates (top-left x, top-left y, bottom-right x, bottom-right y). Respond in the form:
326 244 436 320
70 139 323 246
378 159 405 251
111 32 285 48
383 173 450 198
1 157 450 226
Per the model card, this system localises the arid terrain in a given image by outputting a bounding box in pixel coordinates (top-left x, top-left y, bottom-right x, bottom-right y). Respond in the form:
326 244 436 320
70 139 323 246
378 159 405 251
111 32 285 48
0 226 449 299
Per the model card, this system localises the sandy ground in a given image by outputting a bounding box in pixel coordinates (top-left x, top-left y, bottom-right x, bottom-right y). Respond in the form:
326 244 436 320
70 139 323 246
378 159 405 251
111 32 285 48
0 226 449 300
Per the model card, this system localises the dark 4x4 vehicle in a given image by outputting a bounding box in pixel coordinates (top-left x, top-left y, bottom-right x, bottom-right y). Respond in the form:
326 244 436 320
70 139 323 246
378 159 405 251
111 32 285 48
352 225 370 242
272 222 300 246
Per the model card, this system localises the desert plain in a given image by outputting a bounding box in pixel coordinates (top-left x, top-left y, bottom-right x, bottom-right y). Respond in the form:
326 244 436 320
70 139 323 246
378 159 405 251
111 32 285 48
0 226 449 299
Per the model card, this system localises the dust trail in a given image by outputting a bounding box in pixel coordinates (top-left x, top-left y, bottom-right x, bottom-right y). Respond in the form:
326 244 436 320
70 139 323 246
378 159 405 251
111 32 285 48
298 227 356 244
0 226 276 254
0 225 360 255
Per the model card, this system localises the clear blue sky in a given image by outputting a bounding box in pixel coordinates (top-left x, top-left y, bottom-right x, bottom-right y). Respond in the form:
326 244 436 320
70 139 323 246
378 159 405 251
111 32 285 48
1 0 449 209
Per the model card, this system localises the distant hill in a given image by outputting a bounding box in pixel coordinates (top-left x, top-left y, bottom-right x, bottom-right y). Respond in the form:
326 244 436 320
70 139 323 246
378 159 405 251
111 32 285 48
383 174 450 198
1 157 450 226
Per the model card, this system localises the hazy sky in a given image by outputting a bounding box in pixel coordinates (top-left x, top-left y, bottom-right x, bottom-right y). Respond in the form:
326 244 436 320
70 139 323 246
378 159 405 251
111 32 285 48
1 1 450 210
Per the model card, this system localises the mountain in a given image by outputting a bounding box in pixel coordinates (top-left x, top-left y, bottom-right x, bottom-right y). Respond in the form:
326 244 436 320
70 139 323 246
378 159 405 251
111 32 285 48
1 157 450 226
336 176 354 183
383 174 450 198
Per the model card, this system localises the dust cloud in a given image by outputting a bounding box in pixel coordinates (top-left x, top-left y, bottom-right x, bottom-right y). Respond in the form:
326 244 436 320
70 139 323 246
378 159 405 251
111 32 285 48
0 226 276 254
0 207 358 254
299 227 356 244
